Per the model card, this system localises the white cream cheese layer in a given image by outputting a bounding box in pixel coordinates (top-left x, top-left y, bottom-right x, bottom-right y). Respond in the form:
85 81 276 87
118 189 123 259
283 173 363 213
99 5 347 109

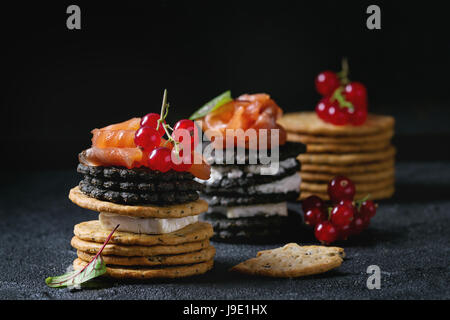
197 157 299 185
99 212 198 234
248 172 301 194
208 202 288 219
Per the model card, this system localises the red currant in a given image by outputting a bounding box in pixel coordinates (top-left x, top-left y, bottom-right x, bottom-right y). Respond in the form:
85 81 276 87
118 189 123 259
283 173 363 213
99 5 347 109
337 224 352 240
134 126 161 151
360 200 377 218
148 147 172 172
339 199 354 209
302 195 324 213
315 71 340 96
173 119 198 151
171 148 193 172
140 113 166 137
328 176 356 203
304 207 327 227
315 97 331 121
350 215 370 235
326 103 349 126
314 221 339 244
344 82 367 110
330 204 354 227
349 107 367 126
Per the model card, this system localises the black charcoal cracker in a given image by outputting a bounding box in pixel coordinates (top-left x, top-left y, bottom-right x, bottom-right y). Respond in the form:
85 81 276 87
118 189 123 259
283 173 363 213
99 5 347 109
82 175 205 193
78 180 199 205
77 164 195 182
202 211 287 230
200 191 299 206
202 141 306 165
202 210 304 243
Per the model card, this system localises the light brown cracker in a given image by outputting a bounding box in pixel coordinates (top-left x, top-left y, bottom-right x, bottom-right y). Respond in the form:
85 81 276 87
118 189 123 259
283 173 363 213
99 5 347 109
278 112 394 136
287 129 394 145
301 158 395 174
300 167 395 183
299 185 395 201
73 258 214 279
298 146 396 165
74 220 213 246
69 186 208 218
71 236 210 257
300 178 395 193
77 246 216 266
230 243 344 278
306 140 390 153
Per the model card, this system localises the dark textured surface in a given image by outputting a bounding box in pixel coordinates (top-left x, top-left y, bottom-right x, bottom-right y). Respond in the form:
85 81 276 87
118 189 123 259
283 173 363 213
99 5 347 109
0 162 449 300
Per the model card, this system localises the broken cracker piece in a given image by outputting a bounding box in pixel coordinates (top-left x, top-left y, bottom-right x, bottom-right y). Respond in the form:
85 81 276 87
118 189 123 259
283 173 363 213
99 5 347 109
230 243 345 278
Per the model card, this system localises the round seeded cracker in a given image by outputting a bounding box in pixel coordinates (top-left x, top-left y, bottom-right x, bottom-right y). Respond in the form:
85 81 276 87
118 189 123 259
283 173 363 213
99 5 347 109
76 246 216 266
278 112 394 136
70 236 210 257
287 129 394 145
306 140 390 153
300 178 395 193
299 185 395 201
230 243 344 278
73 258 214 279
300 158 395 174
74 220 213 246
69 186 208 218
299 167 395 183
298 146 396 165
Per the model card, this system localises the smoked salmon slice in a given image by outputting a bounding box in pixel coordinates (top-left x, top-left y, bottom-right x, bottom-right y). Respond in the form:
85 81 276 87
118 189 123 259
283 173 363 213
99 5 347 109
91 118 141 148
80 147 210 178
83 117 210 179
79 147 144 169
202 93 287 149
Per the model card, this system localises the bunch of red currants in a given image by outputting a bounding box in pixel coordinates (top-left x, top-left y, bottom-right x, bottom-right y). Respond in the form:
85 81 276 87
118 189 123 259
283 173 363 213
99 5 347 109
302 176 377 244
314 65 368 126
134 113 198 173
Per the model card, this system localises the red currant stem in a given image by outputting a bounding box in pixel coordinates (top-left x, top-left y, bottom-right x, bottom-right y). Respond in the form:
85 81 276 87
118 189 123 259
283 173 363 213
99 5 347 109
156 89 168 132
156 89 181 156
327 207 332 220
337 57 350 86
330 87 354 111
355 194 371 210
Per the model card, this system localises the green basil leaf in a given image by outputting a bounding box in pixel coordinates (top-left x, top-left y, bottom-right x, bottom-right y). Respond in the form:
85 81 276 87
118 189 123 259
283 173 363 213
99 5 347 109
189 91 233 120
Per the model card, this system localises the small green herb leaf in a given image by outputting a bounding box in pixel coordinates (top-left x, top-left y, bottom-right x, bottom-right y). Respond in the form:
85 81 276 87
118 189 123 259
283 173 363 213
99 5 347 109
45 224 119 288
189 91 233 120
45 257 106 288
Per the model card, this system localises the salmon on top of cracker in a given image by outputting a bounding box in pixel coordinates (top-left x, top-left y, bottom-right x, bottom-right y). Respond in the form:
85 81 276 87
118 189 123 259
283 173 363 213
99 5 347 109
190 91 306 243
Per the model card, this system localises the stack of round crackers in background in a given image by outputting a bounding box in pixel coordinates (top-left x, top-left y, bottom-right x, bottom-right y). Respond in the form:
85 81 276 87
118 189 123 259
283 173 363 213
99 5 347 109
68 165 216 279
278 112 395 201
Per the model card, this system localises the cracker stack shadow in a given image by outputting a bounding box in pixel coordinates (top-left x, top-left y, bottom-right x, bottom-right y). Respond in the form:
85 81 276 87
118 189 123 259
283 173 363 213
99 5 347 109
278 112 396 201
67 165 216 280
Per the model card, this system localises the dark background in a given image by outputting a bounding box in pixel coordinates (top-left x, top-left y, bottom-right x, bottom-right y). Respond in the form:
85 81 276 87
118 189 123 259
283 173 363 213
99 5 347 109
1 1 449 169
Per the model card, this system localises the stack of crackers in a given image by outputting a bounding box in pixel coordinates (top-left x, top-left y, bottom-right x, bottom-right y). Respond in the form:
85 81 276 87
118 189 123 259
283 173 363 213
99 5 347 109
68 186 215 279
197 142 305 243
278 112 395 201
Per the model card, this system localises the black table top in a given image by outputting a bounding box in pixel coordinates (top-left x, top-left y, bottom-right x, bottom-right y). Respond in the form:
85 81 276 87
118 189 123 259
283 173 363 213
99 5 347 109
0 162 449 300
